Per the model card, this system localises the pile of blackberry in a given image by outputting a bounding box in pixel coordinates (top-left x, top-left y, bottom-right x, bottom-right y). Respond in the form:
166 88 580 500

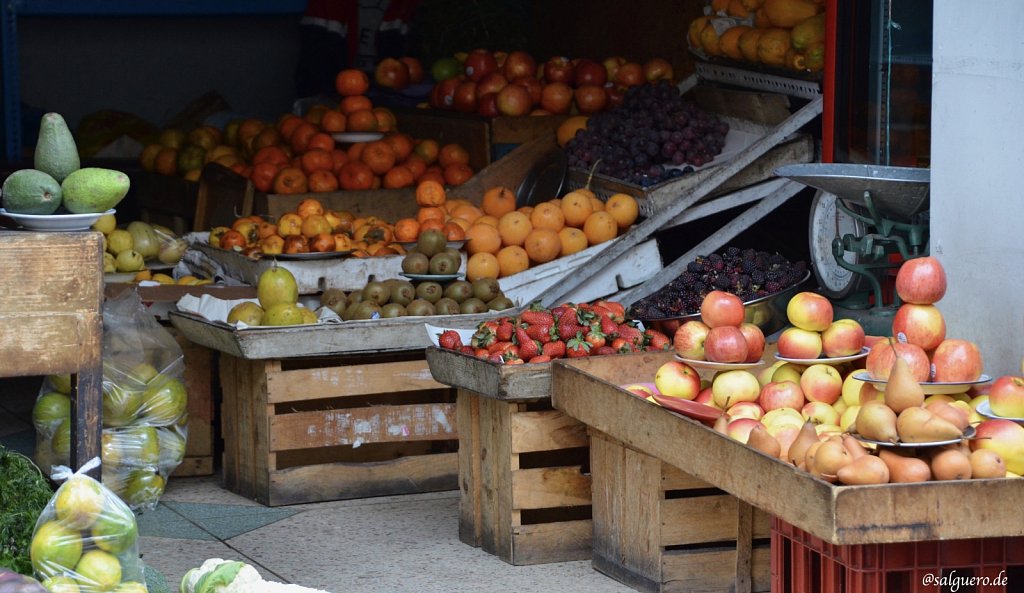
629 247 808 319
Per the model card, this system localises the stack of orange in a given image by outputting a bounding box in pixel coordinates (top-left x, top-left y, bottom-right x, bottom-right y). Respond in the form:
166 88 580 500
212 197 409 259
449 186 639 281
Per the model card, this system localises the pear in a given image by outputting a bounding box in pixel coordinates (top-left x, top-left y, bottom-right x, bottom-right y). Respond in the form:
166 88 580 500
787 421 820 466
970 449 1007 479
884 349 925 413
878 449 931 482
930 448 972 481
842 434 869 460
836 454 890 485
896 406 963 443
924 401 969 432
802 440 824 473
811 436 851 481
713 414 731 435
746 424 781 459
853 400 899 443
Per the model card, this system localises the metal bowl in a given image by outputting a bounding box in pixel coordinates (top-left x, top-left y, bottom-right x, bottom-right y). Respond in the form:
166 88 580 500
640 271 812 338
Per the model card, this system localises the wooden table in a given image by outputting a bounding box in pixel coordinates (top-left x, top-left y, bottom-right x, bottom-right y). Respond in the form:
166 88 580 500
0 231 104 476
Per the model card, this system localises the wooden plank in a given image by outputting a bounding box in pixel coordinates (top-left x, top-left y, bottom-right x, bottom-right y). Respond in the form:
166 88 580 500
477 395 514 561
735 502 754 593
511 466 591 510
193 162 252 231
510 409 587 453
262 187 418 222
552 353 1024 545
270 403 457 450
426 347 552 400
457 390 483 548
171 456 214 477
171 330 215 461
661 546 771 593
267 452 458 506
509 519 591 565
489 114 568 145
662 464 713 491
660 495 744 546
265 359 445 403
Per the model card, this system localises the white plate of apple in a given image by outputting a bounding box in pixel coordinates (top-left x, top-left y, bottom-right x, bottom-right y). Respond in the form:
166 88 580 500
852 371 992 395
975 399 1024 423
673 355 763 371
775 346 870 366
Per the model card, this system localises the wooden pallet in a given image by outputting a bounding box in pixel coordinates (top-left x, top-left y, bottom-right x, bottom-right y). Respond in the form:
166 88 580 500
219 350 458 506
457 389 592 565
589 430 770 593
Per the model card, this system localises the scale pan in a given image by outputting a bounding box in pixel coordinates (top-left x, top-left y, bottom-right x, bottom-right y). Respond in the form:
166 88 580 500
775 163 930 221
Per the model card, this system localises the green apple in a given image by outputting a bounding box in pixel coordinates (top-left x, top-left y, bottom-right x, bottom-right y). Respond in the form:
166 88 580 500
138 378 187 426
32 391 71 431
114 250 145 272
106 229 133 255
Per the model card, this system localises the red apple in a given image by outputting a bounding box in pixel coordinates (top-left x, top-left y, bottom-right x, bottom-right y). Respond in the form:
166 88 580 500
673 320 710 360
622 383 655 398
400 56 424 84
540 82 574 114
801 401 841 426
435 77 461 110
452 80 479 112
502 50 536 81
476 92 500 117
799 364 844 405
375 57 411 90
654 360 702 400
700 290 745 328
694 386 715 406
786 291 834 332
758 380 806 412
895 256 947 305
726 417 763 444
543 56 575 85
728 401 765 421
989 376 1024 418
475 72 508 99
464 49 498 82
865 339 931 382
821 319 866 358
891 303 946 351
777 327 823 360
643 57 675 82
602 56 627 80
573 58 607 87
712 369 761 408
573 84 608 115
739 323 765 363
931 339 984 383
496 84 532 116
613 62 645 87
511 75 543 107
705 326 749 363
971 419 1024 474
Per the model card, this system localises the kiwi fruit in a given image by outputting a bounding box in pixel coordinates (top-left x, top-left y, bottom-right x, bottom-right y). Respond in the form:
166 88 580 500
320 288 348 314
428 252 458 275
487 296 514 311
415 281 443 303
389 280 416 306
443 280 473 303
460 297 488 314
402 252 429 274
405 298 436 317
362 281 390 305
416 230 447 257
443 247 462 262
347 290 364 305
381 303 407 318
471 277 502 302
352 301 383 320
342 300 362 321
434 297 461 316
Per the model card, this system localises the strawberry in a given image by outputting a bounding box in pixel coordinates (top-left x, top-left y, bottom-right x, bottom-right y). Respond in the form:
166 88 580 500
438 330 463 350
459 345 476 356
496 319 515 342
525 322 554 343
514 325 532 347
594 300 626 323
611 338 635 353
530 355 552 364
593 345 616 356
474 348 489 359
617 323 644 346
488 353 505 364
488 340 513 354
542 340 566 358
585 330 607 350
518 338 541 362
520 307 554 327
471 327 496 349
566 335 591 358
557 309 587 341
643 329 671 351
596 315 619 337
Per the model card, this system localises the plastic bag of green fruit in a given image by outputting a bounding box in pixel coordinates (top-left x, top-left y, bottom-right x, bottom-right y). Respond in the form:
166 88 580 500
29 457 148 592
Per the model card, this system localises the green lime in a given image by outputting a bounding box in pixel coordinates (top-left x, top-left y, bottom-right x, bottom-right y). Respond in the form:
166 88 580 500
431 57 461 82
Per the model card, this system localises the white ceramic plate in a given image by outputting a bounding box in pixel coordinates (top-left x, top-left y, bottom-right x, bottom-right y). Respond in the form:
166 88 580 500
976 400 1024 423
400 273 464 282
851 425 976 448
852 371 991 395
0 208 115 231
674 355 763 371
271 251 352 260
775 347 870 366
331 132 384 143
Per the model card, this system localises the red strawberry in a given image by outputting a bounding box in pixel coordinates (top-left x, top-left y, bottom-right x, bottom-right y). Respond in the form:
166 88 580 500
518 338 541 361
611 338 635 353
496 319 515 342
557 310 587 340
530 355 552 364
594 300 626 323
566 335 591 358
598 315 619 337
488 340 513 354
475 348 490 359
643 329 671 351
489 353 505 364
459 345 476 356
525 323 554 343
593 345 616 356
617 323 644 345
438 330 463 350
585 330 607 349
471 327 496 349
520 308 555 327
514 325 531 346
542 340 566 358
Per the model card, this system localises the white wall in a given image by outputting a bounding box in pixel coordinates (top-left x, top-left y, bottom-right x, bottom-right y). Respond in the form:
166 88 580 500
930 2 1024 377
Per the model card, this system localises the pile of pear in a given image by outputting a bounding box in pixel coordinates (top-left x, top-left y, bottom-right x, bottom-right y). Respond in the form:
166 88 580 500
734 351 1009 485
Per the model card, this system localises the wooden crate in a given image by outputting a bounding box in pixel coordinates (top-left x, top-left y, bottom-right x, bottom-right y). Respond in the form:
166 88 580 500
219 350 458 506
168 328 216 477
589 429 770 593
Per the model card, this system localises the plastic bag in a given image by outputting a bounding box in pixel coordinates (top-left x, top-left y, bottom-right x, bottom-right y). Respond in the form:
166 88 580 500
29 458 148 592
33 290 189 511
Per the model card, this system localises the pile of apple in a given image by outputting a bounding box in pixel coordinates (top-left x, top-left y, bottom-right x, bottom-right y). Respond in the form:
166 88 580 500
671 290 766 363
776 291 867 360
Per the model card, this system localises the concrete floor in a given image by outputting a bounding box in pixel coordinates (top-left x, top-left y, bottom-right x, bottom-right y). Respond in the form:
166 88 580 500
1 376 634 593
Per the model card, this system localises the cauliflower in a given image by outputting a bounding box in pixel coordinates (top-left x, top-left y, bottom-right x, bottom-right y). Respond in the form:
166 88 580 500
180 559 330 593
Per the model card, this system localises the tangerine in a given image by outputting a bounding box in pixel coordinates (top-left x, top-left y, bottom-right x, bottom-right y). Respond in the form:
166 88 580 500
307 132 336 152
414 139 439 164
467 252 500 281
320 110 347 132
529 201 565 232
346 142 366 162
277 114 303 139
346 109 379 132
338 161 374 190
438 143 470 168
154 147 178 176
373 107 398 132
383 165 415 188
394 218 420 242
450 203 483 224
300 149 334 174
475 215 499 227
273 167 308 194
418 167 445 186
481 186 517 217
719 25 751 61
556 115 589 147
558 227 588 256
416 206 447 224
606 193 639 228
497 211 533 246
449 217 471 232
589 195 605 212
329 149 349 173
444 163 474 185
336 69 370 96
419 218 446 234
384 132 414 161
250 162 278 193
444 221 467 241
560 191 594 227
583 211 618 245
308 169 339 192
253 146 289 167
496 245 530 277
465 223 502 255
416 179 447 207
402 154 427 179
361 140 397 174
523 228 561 264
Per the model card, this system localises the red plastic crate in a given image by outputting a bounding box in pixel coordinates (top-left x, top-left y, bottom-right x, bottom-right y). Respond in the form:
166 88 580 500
771 518 1023 593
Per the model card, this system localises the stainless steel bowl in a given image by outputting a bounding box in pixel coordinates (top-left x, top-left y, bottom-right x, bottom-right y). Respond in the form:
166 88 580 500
640 271 812 338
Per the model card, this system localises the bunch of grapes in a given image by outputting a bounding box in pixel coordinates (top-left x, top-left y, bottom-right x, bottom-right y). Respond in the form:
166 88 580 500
564 80 729 187
628 247 808 319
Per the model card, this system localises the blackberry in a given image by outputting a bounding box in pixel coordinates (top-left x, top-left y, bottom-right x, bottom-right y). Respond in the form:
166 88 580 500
765 281 782 293
687 261 704 273
714 275 732 289
751 270 766 284
726 246 741 258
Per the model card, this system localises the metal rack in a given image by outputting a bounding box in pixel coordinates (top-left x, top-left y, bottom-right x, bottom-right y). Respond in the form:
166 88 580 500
1 0 306 163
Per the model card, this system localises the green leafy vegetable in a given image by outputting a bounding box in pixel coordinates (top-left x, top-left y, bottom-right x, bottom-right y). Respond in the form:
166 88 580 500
0 445 54 575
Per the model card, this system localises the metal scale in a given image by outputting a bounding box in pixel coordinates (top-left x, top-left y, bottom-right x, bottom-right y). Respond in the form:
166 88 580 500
775 163 931 336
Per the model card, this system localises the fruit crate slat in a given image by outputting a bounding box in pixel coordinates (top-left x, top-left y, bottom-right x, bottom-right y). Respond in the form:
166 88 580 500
168 327 216 477
425 345 554 401
550 352 1024 546
269 403 456 449
266 358 445 402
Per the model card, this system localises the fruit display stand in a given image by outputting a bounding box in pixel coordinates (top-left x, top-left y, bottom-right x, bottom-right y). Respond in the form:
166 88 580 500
0 231 105 475
424 346 592 565
548 353 1024 592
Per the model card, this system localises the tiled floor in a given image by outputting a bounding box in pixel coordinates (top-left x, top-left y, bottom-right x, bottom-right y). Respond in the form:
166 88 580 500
1 376 634 593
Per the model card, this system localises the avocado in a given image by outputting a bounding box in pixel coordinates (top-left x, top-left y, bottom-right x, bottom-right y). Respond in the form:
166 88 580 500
1 169 62 214
61 168 130 214
34 112 80 183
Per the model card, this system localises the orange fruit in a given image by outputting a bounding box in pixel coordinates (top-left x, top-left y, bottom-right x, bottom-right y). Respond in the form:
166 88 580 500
346 109 379 132
419 218 446 234
444 221 466 241
558 227 588 257
700 24 723 57
523 228 561 264
589 195 605 212
308 169 339 192
466 252 500 281
606 193 639 229
361 140 396 175
296 198 325 218
556 115 589 147
402 154 428 179
719 25 751 61
560 191 594 227
300 149 333 174
337 160 374 190
727 0 750 18
688 17 710 49
307 132 336 153
320 110 347 133
336 69 370 96
394 218 420 242
384 132 415 162
450 203 483 224
417 206 447 224
464 222 502 255
273 167 308 194
444 163 474 186
529 202 565 232
496 245 530 277
154 147 178 176
475 215 499 227
497 211 533 247
340 95 373 115
438 143 470 168
763 0 819 28
373 107 398 132
414 139 439 164
383 165 416 189
416 180 447 207
583 211 618 245
739 28 765 62
481 186 517 218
